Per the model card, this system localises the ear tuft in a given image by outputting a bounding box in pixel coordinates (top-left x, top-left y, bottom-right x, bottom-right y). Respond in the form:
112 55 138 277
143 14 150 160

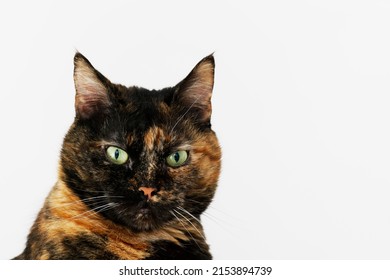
73 52 111 119
175 54 215 123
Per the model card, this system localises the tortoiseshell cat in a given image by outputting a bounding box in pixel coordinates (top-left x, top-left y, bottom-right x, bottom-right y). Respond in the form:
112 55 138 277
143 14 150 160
14 53 221 260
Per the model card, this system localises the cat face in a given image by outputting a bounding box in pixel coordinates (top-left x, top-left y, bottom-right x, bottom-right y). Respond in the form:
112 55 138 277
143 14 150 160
59 53 221 231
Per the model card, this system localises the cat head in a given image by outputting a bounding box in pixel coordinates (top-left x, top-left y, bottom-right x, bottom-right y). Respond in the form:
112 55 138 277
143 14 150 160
59 53 221 231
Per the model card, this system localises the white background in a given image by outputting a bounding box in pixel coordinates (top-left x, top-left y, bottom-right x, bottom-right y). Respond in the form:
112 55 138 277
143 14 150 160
1 0 390 259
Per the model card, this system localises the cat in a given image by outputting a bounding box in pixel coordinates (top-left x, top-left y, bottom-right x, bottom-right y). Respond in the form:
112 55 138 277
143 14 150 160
13 53 221 260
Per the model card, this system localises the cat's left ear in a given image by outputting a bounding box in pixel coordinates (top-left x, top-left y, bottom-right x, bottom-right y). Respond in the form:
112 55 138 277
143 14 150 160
73 52 111 119
174 54 215 124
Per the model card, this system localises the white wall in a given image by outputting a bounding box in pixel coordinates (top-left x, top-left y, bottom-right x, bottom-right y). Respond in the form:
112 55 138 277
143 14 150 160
1 0 390 259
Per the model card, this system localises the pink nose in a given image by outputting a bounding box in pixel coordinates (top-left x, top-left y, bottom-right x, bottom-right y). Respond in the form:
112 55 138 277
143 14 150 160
138 186 157 200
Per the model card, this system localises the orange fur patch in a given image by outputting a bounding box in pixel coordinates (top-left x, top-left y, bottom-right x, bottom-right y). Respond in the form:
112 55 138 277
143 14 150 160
38 175 198 259
144 126 171 151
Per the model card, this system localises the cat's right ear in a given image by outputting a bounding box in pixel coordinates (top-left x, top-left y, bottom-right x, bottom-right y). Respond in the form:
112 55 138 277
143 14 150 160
73 52 111 119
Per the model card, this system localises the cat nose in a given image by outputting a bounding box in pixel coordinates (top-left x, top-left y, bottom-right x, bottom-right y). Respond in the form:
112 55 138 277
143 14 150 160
138 186 158 200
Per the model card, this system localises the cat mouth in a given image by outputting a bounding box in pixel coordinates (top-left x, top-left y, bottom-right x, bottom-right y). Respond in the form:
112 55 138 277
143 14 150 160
135 201 153 216
138 207 151 215
104 196 170 231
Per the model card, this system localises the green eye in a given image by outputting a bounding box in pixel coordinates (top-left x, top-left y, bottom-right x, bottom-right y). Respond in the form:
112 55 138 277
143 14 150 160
166 150 188 167
106 146 128 164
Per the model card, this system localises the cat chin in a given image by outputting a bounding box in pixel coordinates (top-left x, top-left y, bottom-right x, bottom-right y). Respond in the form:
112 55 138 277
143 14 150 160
123 215 168 232
131 208 160 231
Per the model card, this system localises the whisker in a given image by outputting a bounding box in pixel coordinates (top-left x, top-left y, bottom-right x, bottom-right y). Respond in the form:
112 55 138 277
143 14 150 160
48 195 124 210
170 210 201 250
186 198 242 222
64 184 111 194
70 205 108 220
202 211 239 238
173 208 206 241
184 198 240 237
70 202 117 220
204 209 239 228
83 196 124 205
48 196 108 210
94 202 120 215
177 206 201 224
115 205 128 218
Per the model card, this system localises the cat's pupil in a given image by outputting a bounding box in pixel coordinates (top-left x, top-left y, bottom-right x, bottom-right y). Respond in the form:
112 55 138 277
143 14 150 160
115 149 120 159
174 152 180 162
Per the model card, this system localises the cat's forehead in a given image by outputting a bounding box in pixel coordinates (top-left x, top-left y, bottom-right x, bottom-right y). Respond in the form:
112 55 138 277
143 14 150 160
117 87 172 125
107 86 184 145
142 126 173 151
98 84 201 149
118 86 171 106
